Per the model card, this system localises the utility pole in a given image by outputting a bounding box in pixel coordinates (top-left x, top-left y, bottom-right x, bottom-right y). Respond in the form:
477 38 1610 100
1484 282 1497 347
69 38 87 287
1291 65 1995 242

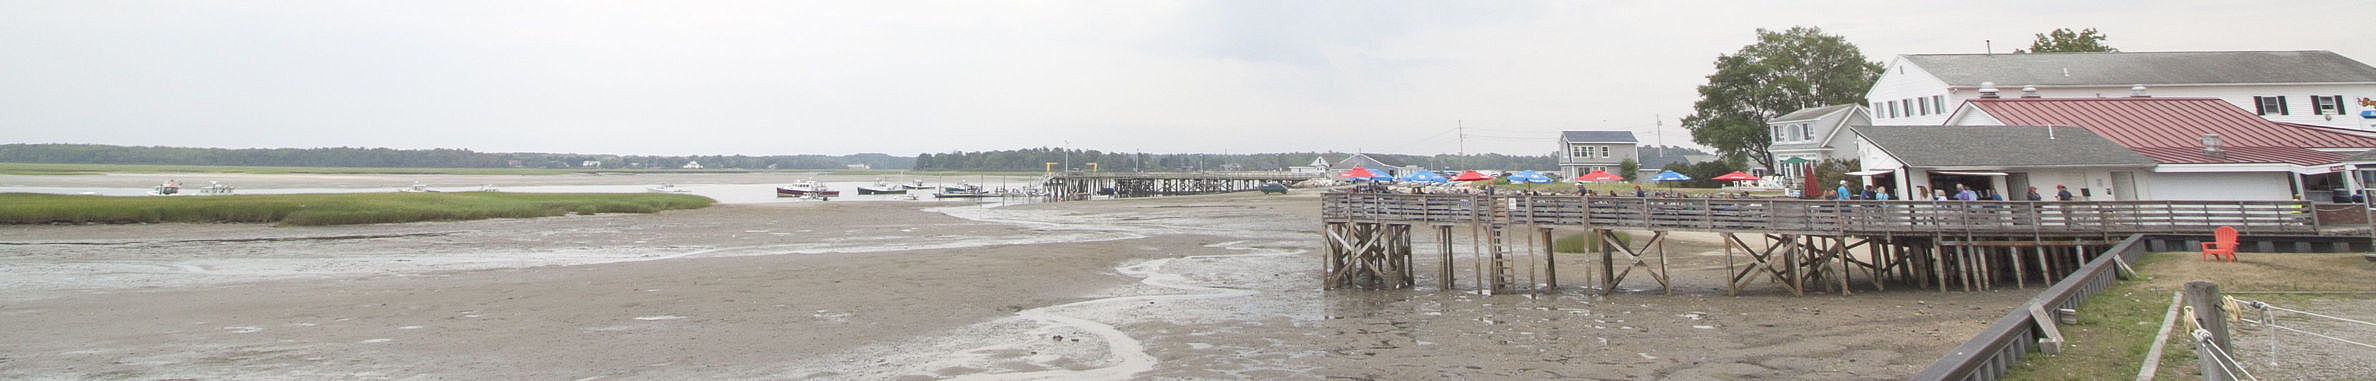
1457 120 1466 157
1654 114 1665 159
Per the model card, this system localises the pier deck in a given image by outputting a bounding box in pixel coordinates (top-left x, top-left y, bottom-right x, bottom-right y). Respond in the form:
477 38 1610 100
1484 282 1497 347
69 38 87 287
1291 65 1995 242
1319 192 2334 296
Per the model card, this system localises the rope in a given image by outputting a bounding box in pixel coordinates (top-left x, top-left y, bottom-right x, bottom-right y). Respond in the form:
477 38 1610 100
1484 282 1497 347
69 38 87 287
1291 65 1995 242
2263 324 2376 350
2242 300 2376 328
2195 329 2261 381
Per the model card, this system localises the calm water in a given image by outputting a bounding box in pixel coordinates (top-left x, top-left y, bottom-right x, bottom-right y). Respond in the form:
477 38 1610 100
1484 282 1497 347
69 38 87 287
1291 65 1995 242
0 181 1046 205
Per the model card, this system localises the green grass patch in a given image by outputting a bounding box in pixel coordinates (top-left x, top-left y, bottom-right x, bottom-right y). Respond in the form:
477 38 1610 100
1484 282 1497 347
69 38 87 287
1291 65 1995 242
1552 231 1630 253
2001 252 2197 380
0 192 714 226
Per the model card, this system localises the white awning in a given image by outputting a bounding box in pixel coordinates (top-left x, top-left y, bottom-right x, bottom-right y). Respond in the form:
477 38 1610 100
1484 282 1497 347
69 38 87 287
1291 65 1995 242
1845 169 1894 176
1933 171 2010 177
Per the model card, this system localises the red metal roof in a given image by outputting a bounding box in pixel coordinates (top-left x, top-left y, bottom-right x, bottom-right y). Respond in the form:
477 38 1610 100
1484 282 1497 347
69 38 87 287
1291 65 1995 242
1969 97 2376 165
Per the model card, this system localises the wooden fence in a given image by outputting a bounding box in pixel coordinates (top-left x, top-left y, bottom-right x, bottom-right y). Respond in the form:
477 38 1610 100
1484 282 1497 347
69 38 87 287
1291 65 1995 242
1322 193 2320 235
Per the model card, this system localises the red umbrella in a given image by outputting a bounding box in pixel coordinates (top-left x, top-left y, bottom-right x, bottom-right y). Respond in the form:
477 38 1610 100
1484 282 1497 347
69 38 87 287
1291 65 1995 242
1450 170 1492 182
1712 171 1760 181
1337 167 1379 179
1574 170 1623 182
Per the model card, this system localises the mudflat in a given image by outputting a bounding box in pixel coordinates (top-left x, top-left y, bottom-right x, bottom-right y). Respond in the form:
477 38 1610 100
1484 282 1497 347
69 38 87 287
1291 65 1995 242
0 183 2027 379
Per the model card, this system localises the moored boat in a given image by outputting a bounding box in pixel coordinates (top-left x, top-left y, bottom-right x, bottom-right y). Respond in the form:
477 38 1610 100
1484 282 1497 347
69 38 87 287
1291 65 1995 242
648 183 691 193
147 180 181 196
855 185 905 195
899 179 933 190
776 180 841 198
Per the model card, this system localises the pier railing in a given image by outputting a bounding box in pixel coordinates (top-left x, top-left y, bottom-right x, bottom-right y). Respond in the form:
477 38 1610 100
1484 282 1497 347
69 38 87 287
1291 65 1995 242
1322 193 2319 235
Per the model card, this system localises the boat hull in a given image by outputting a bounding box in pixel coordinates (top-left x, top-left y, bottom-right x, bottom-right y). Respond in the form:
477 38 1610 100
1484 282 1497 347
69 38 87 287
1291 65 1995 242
855 187 905 195
776 188 842 197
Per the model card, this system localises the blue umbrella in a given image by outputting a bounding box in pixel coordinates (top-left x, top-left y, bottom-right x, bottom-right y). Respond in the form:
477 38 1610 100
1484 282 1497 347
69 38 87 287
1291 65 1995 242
1397 170 1448 184
1507 170 1554 183
1647 170 1692 182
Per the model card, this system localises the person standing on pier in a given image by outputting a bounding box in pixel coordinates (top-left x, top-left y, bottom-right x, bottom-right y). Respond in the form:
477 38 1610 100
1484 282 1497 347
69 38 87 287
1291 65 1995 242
1954 184 1978 201
1835 180 1852 200
2055 185 2074 201
2025 186 2043 201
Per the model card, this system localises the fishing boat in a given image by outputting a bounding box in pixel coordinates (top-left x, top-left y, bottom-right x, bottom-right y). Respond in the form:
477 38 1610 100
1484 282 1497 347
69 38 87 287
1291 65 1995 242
941 183 979 193
899 179 933 190
855 179 906 195
932 189 993 198
147 180 181 196
776 180 841 198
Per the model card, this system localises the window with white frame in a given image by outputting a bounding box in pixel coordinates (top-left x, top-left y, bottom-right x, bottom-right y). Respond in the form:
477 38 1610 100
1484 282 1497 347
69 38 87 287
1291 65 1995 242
1887 102 1898 118
1569 145 1586 158
1802 124 1814 142
1932 95 1946 114
2312 95 2344 115
2253 96 2289 115
1598 146 1611 158
1772 126 1783 143
1917 97 1929 116
1901 99 1914 117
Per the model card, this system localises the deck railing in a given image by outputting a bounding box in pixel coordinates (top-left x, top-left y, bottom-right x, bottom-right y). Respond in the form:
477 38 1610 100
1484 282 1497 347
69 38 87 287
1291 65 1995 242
1322 193 2319 235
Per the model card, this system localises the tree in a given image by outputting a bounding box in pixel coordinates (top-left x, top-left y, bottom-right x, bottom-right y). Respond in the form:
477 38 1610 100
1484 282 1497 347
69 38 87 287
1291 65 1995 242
2016 28 2116 53
1617 159 1639 181
1682 27 1882 172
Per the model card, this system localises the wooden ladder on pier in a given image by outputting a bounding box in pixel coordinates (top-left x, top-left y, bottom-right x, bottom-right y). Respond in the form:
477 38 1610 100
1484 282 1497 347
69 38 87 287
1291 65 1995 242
1484 223 1521 294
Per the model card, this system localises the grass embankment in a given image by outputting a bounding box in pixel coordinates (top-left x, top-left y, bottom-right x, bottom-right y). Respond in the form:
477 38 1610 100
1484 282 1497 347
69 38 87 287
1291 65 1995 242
2001 252 2376 380
0 192 715 226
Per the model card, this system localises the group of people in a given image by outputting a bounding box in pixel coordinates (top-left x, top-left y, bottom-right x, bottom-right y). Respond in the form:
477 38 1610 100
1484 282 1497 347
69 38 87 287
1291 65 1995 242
1826 180 2084 202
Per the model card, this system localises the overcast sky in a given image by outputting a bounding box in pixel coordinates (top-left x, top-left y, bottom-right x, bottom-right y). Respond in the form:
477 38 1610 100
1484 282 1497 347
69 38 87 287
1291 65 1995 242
4 1 2369 156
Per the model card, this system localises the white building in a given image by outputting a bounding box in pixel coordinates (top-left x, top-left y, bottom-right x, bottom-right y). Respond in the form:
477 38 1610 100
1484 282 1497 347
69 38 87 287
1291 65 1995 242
1942 96 2376 201
1864 50 2376 130
681 161 704 169
1767 104 1870 183
1288 156 1331 175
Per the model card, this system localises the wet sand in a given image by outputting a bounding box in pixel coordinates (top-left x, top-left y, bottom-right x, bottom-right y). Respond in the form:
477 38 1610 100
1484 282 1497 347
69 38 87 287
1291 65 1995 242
0 173 2029 379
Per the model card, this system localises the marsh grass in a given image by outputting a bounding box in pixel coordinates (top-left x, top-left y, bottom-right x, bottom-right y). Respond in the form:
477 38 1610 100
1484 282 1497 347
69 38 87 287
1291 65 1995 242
0 192 714 226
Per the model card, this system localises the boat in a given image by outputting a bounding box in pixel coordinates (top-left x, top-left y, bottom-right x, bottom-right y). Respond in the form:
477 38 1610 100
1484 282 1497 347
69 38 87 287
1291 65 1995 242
648 183 691 193
399 182 437 193
195 181 236 195
933 190 993 198
855 179 906 195
147 180 181 196
942 183 980 193
899 180 934 190
776 180 841 199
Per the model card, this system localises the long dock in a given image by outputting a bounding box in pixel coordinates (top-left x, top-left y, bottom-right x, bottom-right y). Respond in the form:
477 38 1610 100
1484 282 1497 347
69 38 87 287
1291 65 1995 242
1043 171 1320 201
1320 192 2331 295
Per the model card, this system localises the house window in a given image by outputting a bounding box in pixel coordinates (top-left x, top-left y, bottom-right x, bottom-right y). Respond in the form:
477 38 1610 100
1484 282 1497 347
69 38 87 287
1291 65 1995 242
2254 96 2289 115
1901 99 1914 117
1917 97 1929 116
1933 95 1946 114
2312 95 2344 115
1887 102 1898 118
1872 102 1883 116
1800 124 1814 142
1599 146 1611 158
1772 126 1783 143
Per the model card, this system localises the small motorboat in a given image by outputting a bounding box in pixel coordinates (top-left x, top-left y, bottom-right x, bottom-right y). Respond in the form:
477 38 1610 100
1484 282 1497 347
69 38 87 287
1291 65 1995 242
942 183 980 193
648 183 692 193
147 180 181 196
399 182 437 193
776 180 841 199
899 180 934 190
933 190 993 199
195 181 236 195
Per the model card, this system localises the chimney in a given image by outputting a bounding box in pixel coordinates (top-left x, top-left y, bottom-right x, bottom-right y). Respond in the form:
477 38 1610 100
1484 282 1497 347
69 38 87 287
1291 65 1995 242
2201 134 2225 157
2130 84 2150 98
1979 82 2000 99
2020 85 2040 98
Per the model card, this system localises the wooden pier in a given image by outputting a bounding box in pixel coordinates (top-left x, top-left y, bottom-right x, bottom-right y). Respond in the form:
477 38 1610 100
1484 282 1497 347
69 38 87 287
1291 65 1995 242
1043 171 1320 201
1321 192 2325 295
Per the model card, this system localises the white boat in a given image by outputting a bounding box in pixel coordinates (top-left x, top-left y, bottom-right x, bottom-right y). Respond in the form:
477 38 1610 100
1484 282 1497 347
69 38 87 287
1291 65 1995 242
399 182 436 193
195 181 236 195
776 180 840 199
147 180 181 196
648 183 692 193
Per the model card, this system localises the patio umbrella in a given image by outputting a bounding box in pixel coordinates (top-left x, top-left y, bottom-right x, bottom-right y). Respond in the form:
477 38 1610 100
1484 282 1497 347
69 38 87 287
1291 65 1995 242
1508 170 1554 183
1712 171 1761 181
1450 170 1492 182
1337 167 1380 180
1574 170 1623 182
1397 170 1448 184
1646 170 1692 182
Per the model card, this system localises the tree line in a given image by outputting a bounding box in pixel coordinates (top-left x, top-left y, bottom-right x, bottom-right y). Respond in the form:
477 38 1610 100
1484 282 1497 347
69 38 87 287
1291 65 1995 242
915 148 1576 172
0 144 914 170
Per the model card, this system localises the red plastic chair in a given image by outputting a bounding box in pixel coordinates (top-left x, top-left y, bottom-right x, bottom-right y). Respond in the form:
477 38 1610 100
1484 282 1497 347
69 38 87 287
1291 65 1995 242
2200 226 2237 262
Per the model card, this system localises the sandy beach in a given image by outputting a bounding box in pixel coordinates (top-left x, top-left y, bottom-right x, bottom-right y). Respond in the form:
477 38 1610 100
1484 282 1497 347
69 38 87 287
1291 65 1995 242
0 173 2027 379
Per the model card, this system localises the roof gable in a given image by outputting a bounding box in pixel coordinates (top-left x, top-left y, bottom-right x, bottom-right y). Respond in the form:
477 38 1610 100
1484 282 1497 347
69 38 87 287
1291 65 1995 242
1902 50 2376 87
1561 131 1638 143
1771 104 1858 123
1967 97 2376 165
